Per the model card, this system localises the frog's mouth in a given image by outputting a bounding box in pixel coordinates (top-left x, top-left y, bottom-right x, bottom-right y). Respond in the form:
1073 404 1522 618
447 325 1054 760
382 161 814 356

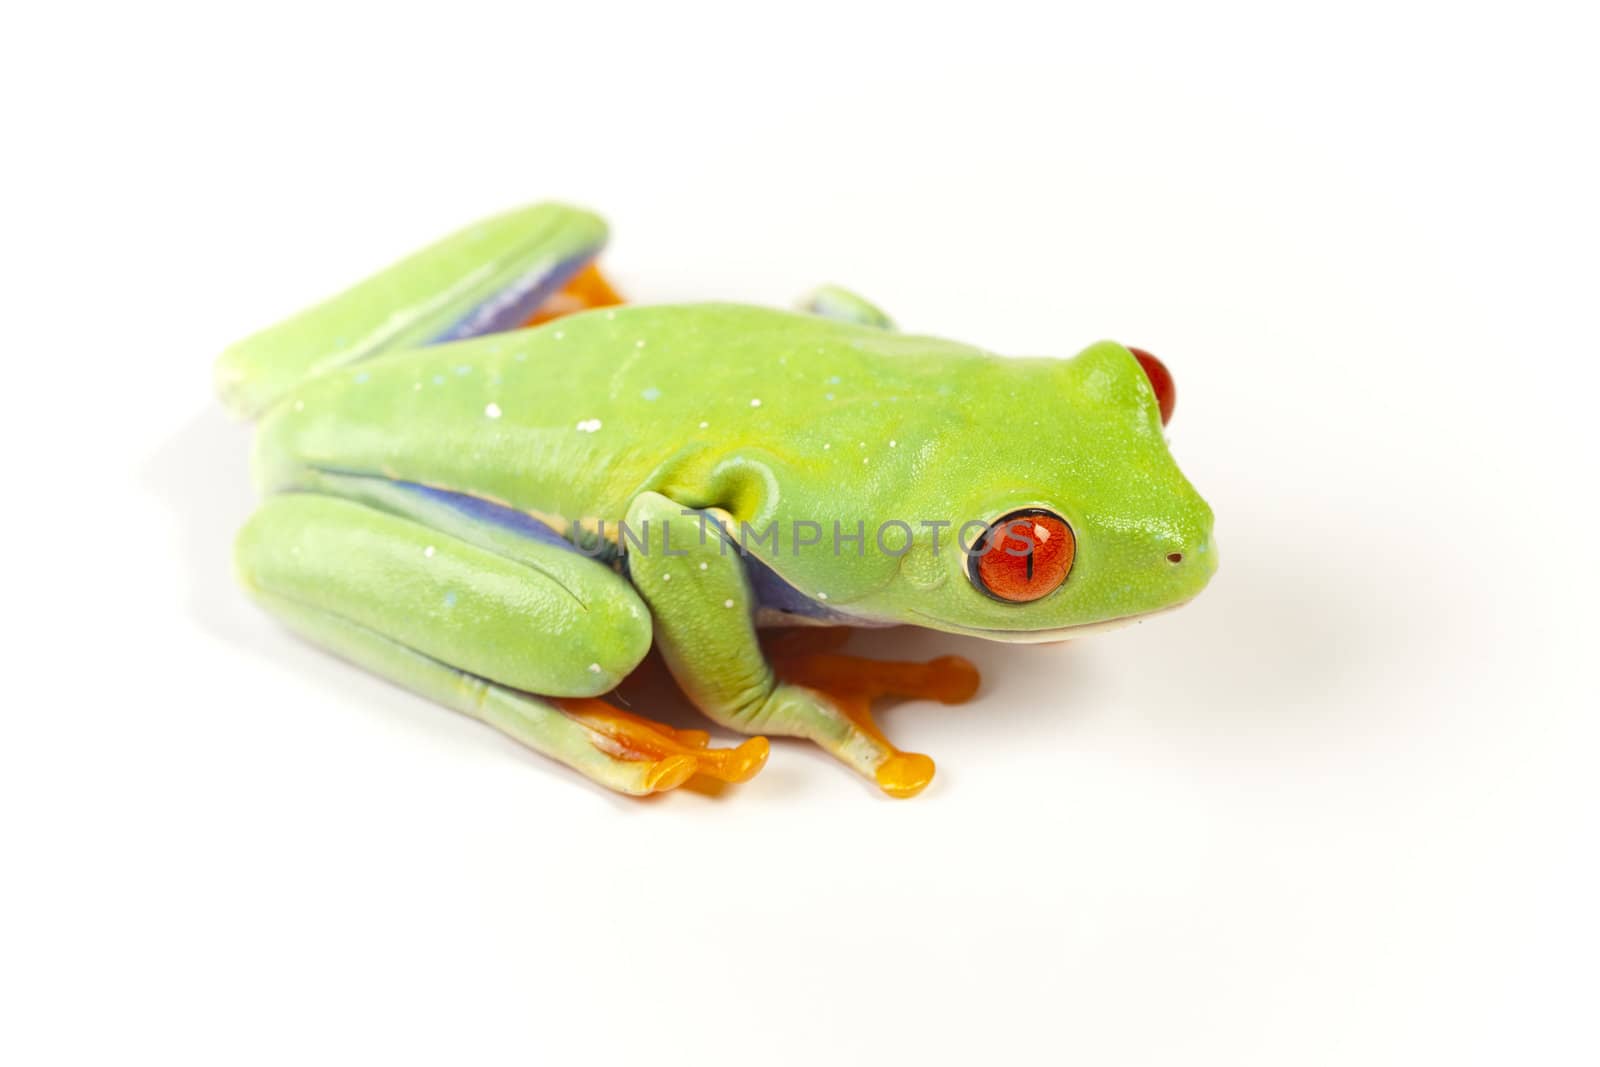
749 548 1194 642
905 601 1193 644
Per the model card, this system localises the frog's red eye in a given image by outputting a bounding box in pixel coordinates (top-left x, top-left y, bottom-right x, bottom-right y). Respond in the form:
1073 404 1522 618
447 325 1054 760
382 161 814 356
1128 346 1175 425
969 510 1075 603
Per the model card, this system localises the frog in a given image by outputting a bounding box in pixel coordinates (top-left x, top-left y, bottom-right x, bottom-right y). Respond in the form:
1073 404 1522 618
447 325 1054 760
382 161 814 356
216 202 1216 798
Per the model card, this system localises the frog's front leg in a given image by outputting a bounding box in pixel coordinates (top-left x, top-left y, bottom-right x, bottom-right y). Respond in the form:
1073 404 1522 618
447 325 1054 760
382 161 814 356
235 494 765 795
624 493 978 798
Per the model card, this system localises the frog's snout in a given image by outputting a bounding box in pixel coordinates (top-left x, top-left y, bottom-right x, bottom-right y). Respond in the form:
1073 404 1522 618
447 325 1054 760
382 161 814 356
1163 534 1218 591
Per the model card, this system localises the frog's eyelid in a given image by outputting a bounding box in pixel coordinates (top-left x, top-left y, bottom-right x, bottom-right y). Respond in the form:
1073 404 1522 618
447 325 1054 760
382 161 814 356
1127 346 1176 425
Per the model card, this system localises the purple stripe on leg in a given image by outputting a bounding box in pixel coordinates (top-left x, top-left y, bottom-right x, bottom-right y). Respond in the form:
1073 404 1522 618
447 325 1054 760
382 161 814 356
430 250 596 344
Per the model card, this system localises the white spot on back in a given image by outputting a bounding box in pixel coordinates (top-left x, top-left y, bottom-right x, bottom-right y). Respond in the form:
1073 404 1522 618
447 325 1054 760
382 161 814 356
575 418 602 433
484 402 502 419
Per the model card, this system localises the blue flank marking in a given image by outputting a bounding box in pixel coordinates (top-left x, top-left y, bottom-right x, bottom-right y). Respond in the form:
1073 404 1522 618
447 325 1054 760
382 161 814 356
400 483 578 555
742 554 858 623
641 386 661 401
429 249 597 344
393 490 861 623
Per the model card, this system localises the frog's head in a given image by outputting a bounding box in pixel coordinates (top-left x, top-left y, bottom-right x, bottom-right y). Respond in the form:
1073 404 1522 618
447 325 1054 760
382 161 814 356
881 340 1216 642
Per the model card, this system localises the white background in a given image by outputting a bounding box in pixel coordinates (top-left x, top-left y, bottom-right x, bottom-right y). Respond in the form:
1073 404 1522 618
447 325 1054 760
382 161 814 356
4 2 1596 1064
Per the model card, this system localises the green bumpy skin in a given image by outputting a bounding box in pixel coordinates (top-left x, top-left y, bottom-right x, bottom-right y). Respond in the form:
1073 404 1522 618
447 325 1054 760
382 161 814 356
220 202 1216 797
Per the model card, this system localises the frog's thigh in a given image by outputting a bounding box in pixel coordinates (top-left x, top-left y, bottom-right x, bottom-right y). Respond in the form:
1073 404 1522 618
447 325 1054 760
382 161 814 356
235 495 675 793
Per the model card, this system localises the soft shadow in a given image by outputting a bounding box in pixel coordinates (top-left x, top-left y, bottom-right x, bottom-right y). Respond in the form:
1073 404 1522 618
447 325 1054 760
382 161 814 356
1104 529 1394 729
142 407 259 646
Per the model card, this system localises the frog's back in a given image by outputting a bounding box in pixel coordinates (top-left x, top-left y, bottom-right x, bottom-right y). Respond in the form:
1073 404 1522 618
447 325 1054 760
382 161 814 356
255 303 995 525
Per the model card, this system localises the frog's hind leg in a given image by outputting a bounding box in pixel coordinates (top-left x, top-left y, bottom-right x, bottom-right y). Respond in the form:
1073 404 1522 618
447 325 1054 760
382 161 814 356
252 589 699 794
216 202 612 418
235 493 765 795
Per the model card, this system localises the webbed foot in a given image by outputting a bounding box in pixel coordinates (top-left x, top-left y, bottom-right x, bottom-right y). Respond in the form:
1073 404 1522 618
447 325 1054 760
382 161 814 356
556 698 769 793
763 631 980 798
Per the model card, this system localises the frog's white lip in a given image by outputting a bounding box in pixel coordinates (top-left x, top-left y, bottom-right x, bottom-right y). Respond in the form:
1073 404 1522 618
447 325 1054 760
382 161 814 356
906 600 1193 644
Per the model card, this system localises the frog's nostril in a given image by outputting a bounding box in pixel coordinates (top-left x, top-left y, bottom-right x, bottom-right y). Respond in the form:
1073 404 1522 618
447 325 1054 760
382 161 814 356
1166 552 1184 564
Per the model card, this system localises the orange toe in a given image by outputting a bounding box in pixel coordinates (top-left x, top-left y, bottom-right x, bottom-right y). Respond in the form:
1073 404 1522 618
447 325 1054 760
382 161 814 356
645 755 698 793
875 752 936 798
557 698 768 791
771 642 979 798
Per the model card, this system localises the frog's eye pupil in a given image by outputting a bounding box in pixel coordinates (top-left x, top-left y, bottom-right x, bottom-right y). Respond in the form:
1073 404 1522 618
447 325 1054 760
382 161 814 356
969 510 1075 603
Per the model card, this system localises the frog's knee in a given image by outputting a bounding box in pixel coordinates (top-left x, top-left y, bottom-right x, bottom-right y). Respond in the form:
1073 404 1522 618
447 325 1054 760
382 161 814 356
557 586 653 696
231 495 304 596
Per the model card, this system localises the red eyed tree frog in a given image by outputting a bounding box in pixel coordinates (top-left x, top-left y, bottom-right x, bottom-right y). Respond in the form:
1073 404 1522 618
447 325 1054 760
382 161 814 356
216 203 1216 798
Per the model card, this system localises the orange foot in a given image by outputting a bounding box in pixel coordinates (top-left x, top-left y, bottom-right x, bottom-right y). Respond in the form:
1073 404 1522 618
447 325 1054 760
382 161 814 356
523 261 626 326
557 697 769 794
764 630 981 798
